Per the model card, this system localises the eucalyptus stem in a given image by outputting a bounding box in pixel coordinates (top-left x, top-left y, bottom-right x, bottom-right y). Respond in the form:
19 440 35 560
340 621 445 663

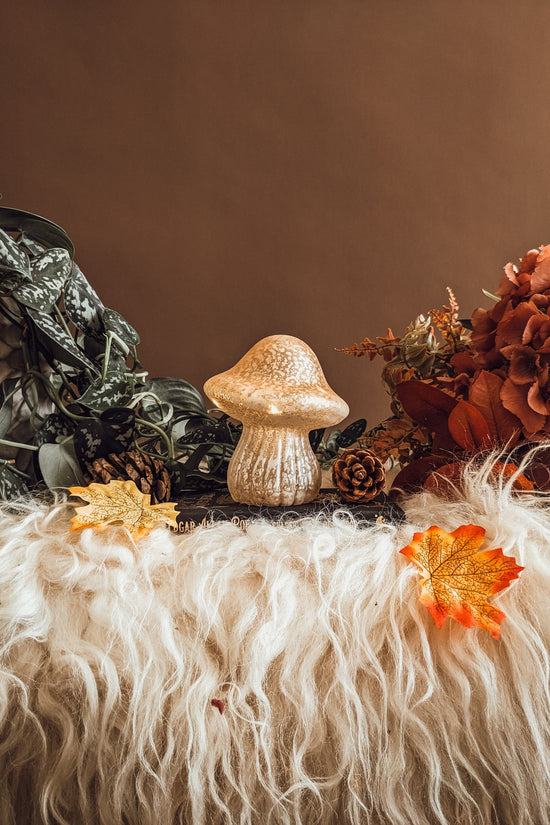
25 369 88 421
51 360 78 399
98 332 113 386
0 461 31 480
128 392 173 426
133 441 173 462
0 438 38 451
54 305 74 339
134 416 174 459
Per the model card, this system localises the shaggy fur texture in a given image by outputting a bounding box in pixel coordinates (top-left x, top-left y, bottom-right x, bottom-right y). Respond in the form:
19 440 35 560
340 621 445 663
1 458 550 824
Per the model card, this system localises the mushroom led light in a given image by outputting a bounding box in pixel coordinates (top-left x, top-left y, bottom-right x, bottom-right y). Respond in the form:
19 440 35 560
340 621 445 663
204 334 349 506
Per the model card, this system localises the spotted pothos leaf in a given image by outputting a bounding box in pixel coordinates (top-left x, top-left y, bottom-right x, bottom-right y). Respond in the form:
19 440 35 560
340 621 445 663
12 248 72 311
338 418 368 448
78 371 135 412
19 232 46 256
27 307 100 375
0 228 30 278
35 413 75 447
0 462 28 498
64 264 105 333
176 417 237 445
102 308 140 347
73 407 136 465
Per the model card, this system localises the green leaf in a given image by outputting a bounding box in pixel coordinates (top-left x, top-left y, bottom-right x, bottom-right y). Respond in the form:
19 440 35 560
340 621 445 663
38 437 84 489
102 308 140 347
64 264 104 332
19 232 46 256
325 430 341 453
0 462 29 499
0 207 74 258
337 418 367 449
78 371 135 412
169 444 212 492
12 248 71 311
309 427 325 453
0 228 30 278
0 378 19 439
142 377 206 419
73 407 135 465
27 307 100 375
176 419 235 445
170 414 211 441
140 398 173 425
35 413 75 447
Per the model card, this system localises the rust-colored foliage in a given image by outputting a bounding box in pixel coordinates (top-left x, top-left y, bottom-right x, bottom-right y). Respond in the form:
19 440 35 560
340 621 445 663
447 400 492 451
395 381 457 451
423 460 534 497
467 371 521 447
401 524 524 639
341 250 550 492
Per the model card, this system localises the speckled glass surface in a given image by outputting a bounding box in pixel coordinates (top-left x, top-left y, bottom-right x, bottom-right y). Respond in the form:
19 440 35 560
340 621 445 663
204 334 349 506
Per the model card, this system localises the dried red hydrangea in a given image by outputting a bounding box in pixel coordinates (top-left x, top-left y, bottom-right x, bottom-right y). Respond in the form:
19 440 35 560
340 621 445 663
471 244 550 439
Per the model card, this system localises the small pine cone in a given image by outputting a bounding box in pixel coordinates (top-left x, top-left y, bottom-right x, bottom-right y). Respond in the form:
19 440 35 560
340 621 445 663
332 448 386 503
84 449 172 504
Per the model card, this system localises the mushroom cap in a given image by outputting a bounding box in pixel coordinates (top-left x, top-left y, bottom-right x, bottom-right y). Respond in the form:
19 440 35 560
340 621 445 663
204 334 349 427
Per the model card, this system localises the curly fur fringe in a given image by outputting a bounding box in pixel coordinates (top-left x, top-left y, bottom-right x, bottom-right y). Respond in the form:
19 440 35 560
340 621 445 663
1 456 550 824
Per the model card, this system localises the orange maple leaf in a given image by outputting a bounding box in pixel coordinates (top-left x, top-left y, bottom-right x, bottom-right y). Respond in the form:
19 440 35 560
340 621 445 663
400 524 524 639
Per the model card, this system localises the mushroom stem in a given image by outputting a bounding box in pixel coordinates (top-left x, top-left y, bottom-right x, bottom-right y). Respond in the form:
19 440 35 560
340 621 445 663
228 424 322 506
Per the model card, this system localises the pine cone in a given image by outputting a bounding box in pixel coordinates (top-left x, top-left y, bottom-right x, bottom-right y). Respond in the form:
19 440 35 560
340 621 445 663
332 448 386 503
84 450 172 504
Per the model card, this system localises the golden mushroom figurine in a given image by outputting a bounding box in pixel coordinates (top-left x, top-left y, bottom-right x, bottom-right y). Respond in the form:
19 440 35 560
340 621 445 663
204 334 349 506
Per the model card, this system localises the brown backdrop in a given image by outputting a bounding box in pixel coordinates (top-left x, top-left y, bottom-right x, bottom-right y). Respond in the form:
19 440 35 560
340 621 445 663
3 1 550 429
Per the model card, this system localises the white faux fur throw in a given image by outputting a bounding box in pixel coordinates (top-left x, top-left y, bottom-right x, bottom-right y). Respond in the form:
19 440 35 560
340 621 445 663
1 460 550 825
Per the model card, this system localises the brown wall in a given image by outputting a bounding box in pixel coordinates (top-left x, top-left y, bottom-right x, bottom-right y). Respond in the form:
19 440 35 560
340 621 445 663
3 1 550 430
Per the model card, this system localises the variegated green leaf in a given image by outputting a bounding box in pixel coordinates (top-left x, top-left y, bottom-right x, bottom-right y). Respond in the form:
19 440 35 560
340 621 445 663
0 228 30 278
20 232 46 256
0 462 28 499
337 418 367 448
64 264 104 332
79 333 127 371
27 308 100 375
12 248 71 311
102 308 140 346
78 371 135 412
73 407 135 465
36 413 75 447
176 419 235 445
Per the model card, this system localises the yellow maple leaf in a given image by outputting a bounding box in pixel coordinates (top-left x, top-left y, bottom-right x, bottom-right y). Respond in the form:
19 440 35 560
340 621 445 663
69 479 179 538
400 524 524 639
